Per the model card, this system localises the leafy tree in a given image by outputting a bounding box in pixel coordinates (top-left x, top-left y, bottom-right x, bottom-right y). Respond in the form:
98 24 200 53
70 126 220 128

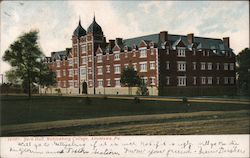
136 78 149 96
120 67 141 95
236 48 250 95
5 69 21 84
2 30 55 98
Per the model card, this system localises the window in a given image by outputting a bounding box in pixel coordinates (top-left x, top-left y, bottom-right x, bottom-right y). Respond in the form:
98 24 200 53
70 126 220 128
63 70 66 76
177 76 186 86
140 49 147 58
106 54 109 60
166 48 169 55
69 69 73 77
150 61 155 70
97 66 103 75
63 81 66 87
80 68 86 76
107 79 111 87
69 80 74 87
74 69 78 75
207 63 212 70
166 61 170 70
166 76 170 85
217 77 220 85
98 79 103 87
56 61 60 67
224 63 228 70
68 59 73 66
140 62 147 72
56 70 61 77
216 63 220 70
115 78 120 87
201 62 206 70
177 48 186 57
201 77 206 85
124 64 129 69
74 57 77 64
125 53 128 58
230 77 234 84
207 77 212 84
81 57 87 64
88 68 92 74
151 49 155 55
207 50 210 56
106 65 110 73
149 77 155 85
88 56 92 62
193 77 196 85
202 50 206 56
81 45 86 53
142 77 147 85
230 63 234 70
177 61 186 71
224 77 229 84
193 62 196 70
114 53 120 61
89 80 93 87
133 63 137 71
114 64 121 74
133 51 136 57
193 49 196 56
97 55 102 63
74 80 78 87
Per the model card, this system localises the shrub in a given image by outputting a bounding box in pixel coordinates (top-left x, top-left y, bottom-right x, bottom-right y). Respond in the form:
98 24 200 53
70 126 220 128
134 96 140 104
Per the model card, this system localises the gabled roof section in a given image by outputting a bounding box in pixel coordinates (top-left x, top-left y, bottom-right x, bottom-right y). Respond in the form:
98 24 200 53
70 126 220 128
51 50 68 61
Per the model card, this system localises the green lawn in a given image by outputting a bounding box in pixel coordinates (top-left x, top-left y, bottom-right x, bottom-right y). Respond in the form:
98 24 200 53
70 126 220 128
1 95 249 126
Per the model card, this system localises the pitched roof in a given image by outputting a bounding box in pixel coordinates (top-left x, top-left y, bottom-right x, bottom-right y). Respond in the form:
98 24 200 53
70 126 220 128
51 50 68 61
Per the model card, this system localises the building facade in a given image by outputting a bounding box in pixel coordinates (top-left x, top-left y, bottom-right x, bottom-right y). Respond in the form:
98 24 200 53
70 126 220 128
43 17 236 96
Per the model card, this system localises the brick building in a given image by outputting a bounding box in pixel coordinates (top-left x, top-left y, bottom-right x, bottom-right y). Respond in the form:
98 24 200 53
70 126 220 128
43 17 236 96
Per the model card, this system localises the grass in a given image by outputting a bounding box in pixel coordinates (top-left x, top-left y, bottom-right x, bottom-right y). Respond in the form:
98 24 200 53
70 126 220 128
1 95 249 126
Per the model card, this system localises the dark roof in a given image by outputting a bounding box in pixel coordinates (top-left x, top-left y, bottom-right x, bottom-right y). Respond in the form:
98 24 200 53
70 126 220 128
123 33 231 51
73 20 86 37
51 50 68 61
87 16 103 35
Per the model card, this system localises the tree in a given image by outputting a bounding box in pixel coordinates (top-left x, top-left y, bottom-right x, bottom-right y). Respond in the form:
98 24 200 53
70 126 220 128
120 67 141 95
2 30 54 98
236 48 250 95
136 78 149 96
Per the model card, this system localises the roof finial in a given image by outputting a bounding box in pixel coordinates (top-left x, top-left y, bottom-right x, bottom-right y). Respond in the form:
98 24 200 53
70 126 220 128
79 15 81 25
93 12 96 21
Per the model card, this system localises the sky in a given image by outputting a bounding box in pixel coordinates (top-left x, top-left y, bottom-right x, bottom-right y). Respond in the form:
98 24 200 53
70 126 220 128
0 1 249 78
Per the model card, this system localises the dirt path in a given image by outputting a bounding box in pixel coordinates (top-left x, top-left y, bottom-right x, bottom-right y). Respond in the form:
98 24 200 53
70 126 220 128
2 110 249 135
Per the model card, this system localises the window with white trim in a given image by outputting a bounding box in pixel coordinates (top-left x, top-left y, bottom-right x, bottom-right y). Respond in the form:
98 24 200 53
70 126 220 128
133 63 137 71
97 55 102 63
107 79 111 87
177 76 186 86
166 76 170 85
207 77 212 84
177 61 186 71
81 57 87 64
56 70 61 77
201 62 206 70
224 63 228 70
142 77 147 85
201 77 206 85
63 70 66 76
69 80 74 87
230 77 234 84
63 81 66 87
115 78 120 87
74 57 77 64
177 48 186 57
68 59 73 66
193 76 196 85
149 77 155 85
230 63 234 70
88 56 92 62
97 66 103 75
140 49 147 58
151 49 154 55
114 53 120 61
106 65 110 73
207 50 210 56
150 61 155 70
80 68 86 76
207 62 212 70
74 80 78 87
216 63 220 70
217 77 220 84
125 53 128 58
166 61 170 70
114 64 121 74
140 62 147 72
133 51 136 57
202 50 206 56
106 54 109 60
193 62 196 70
224 77 229 84
88 68 92 74
69 69 73 77
74 69 78 75
89 80 93 87
56 61 60 67
98 79 103 87
81 45 86 53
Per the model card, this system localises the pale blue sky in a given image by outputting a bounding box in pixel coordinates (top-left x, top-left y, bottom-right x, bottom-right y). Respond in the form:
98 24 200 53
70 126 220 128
0 1 249 75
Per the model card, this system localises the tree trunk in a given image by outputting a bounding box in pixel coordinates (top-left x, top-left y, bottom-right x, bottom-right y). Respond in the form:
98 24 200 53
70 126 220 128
27 69 31 99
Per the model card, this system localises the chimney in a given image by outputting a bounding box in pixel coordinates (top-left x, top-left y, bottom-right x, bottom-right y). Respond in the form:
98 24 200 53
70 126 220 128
160 31 168 42
115 38 123 46
187 33 194 44
223 37 230 48
109 40 115 49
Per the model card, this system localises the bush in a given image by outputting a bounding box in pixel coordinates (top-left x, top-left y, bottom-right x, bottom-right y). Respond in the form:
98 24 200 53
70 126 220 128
85 96 92 105
134 96 140 104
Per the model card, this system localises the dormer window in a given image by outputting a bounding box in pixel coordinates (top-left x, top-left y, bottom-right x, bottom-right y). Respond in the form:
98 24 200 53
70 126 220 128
97 55 102 63
177 47 185 57
114 53 120 61
140 49 147 58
